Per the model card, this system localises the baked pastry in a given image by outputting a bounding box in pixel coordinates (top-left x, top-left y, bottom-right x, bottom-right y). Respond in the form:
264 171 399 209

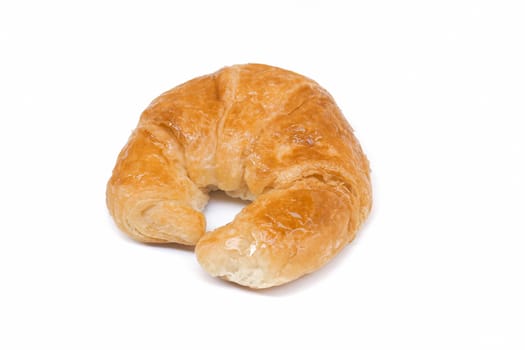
106 64 372 288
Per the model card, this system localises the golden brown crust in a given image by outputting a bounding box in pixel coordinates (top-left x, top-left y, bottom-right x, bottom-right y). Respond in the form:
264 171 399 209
106 64 372 288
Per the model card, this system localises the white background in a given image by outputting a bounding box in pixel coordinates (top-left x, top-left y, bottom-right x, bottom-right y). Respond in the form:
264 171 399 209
1 0 524 348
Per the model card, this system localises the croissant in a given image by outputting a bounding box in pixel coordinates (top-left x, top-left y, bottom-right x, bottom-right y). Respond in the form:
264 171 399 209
106 64 372 288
